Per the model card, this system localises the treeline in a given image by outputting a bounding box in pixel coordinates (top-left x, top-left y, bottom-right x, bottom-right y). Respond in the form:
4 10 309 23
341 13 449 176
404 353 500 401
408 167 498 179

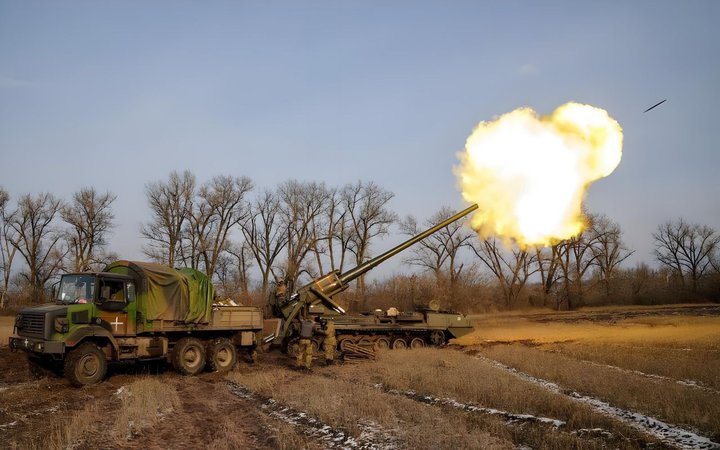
1 171 719 312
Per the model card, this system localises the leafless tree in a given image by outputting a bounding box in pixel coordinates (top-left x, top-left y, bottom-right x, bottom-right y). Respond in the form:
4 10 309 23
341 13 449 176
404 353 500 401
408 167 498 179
61 187 117 272
241 189 288 297
534 243 563 307
590 214 634 297
278 180 329 291
183 175 253 278
309 187 356 276
141 170 195 266
400 206 474 291
653 218 719 292
9 193 66 297
225 240 253 300
0 188 17 308
470 238 537 309
555 217 602 309
342 181 397 309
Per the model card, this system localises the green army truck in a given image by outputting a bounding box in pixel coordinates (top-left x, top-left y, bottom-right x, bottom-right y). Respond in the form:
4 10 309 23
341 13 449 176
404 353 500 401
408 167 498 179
9 261 262 386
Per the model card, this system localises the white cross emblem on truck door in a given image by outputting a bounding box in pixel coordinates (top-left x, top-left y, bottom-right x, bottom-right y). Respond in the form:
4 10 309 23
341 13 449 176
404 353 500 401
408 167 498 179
111 316 124 332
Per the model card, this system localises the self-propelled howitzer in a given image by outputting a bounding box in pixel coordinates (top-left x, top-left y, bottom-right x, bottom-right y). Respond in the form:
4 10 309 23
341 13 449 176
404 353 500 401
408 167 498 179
269 204 478 350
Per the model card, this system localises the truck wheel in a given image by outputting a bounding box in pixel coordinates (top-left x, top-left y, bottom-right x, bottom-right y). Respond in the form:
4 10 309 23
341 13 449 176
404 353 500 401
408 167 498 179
172 337 206 376
374 337 391 351
64 342 108 387
207 338 237 372
410 337 425 349
391 338 408 350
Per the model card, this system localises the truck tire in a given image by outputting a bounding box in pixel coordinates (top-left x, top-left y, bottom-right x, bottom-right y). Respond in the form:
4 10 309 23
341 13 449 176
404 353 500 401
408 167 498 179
172 337 206 376
64 342 108 387
207 338 237 372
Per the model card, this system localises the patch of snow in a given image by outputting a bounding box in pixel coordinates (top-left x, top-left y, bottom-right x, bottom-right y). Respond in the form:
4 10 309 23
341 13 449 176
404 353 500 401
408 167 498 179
473 354 720 450
378 385 565 428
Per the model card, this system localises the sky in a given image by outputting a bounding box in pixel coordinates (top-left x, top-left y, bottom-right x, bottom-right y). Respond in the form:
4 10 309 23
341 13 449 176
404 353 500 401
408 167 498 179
0 1 718 279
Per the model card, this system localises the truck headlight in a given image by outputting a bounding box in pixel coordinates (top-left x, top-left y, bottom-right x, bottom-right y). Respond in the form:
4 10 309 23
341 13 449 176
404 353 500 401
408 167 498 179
54 317 69 333
15 314 23 330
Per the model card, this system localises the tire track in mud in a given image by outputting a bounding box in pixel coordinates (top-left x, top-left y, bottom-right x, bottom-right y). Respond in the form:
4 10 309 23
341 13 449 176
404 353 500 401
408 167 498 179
227 380 399 450
471 352 720 450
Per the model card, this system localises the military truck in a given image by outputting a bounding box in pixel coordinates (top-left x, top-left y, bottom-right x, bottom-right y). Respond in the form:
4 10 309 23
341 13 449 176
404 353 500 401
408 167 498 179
267 204 477 353
9 261 262 386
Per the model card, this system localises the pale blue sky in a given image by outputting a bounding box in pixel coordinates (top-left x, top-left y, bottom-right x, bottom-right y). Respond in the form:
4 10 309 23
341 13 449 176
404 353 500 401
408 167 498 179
0 1 718 275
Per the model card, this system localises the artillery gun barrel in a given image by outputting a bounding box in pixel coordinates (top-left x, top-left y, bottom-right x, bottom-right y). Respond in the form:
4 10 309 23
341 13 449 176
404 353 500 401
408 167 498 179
339 204 478 284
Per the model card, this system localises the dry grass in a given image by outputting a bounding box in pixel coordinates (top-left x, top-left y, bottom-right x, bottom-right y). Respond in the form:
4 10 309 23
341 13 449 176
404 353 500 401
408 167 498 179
478 344 720 438
543 341 720 389
113 377 181 441
228 368 513 450
0 316 14 347
334 348 656 449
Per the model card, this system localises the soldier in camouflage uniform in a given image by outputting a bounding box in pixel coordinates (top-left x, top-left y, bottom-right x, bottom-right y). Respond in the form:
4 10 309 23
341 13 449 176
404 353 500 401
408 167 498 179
296 316 315 370
319 318 336 365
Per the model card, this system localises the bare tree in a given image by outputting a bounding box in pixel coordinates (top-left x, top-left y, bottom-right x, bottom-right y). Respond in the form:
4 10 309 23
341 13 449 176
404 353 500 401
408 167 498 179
342 181 397 309
10 193 66 297
400 206 474 289
534 243 563 307
225 240 253 300
241 189 288 296
590 214 634 297
278 180 329 290
470 238 537 309
141 170 195 266
0 188 17 308
184 175 253 278
61 187 117 272
653 218 719 292
555 218 602 310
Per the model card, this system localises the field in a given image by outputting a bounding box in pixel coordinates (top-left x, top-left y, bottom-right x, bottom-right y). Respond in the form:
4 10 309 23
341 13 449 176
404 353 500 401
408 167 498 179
1 304 719 449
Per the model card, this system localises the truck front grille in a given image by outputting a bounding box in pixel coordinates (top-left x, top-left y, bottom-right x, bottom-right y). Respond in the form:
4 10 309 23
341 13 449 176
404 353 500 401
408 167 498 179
18 312 45 337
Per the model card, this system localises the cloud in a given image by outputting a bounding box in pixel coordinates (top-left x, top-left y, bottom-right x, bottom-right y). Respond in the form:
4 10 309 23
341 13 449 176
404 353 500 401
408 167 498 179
0 76 36 89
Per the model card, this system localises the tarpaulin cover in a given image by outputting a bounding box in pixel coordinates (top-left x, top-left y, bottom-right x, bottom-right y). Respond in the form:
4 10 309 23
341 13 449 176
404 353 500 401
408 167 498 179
105 260 214 323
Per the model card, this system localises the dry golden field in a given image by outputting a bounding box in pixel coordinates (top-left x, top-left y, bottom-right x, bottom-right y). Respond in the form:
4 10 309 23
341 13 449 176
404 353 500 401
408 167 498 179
1 304 719 449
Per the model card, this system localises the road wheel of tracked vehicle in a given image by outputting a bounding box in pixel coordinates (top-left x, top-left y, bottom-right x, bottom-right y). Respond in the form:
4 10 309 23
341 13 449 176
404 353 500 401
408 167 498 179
356 337 372 348
64 342 107 387
338 337 355 352
410 337 426 349
207 338 237 372
391 338 408 350
172 337 206 376
430 331 446 346
374 337 391 351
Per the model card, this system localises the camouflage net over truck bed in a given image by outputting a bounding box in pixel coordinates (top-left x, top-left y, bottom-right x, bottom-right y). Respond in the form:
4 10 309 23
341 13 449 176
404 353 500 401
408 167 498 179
105 260 214 323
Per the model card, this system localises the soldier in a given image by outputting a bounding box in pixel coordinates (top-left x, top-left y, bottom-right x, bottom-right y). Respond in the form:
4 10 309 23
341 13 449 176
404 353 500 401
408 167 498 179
319 318 336 365
295 315 315 370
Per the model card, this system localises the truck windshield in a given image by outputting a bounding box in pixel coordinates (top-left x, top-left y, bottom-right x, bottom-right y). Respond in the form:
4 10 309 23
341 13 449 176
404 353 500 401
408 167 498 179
57 275 96 304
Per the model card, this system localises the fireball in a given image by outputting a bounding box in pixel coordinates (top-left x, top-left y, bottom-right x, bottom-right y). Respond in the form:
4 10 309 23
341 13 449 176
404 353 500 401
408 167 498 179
455 102 623 246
